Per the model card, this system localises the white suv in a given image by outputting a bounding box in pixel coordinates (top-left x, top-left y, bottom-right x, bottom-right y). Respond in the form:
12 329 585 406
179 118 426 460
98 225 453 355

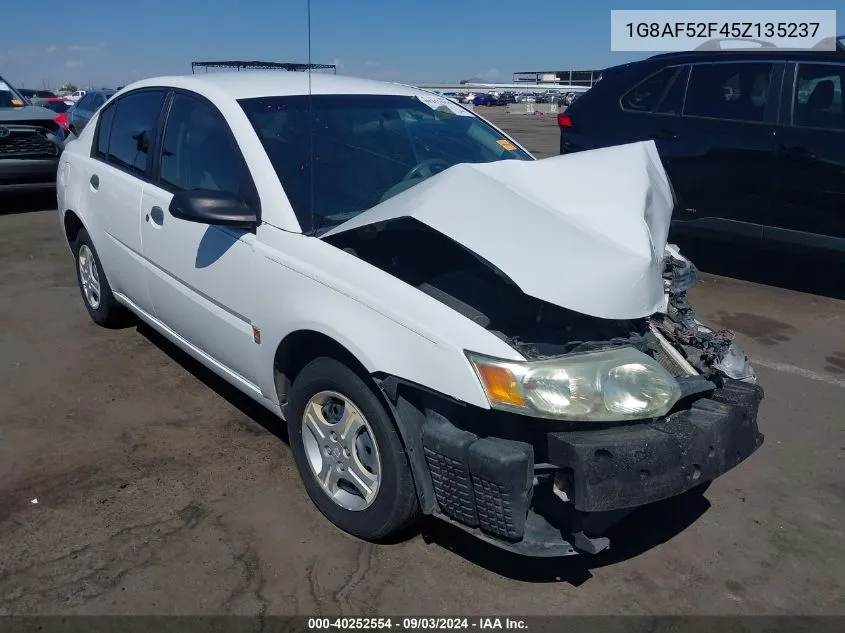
57 72 763 556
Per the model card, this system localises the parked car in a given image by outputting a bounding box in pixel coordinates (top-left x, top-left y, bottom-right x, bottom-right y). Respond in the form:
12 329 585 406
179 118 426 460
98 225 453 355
17 88 56 102
67 89 87 102
57 72 762 557
31 97 74 131
559 46 845 256
497 92 516 105
17 88 37 104
33 96 73 112
514 93 536 103
0 75 65 192
472 93 497 106
67 89 116 134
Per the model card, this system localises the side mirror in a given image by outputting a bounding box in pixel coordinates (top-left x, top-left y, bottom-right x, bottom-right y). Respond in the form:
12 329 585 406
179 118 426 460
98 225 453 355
168 190 257 229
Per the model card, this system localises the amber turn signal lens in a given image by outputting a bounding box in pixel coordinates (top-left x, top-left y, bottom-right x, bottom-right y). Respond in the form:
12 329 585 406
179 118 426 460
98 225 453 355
476 364 525 406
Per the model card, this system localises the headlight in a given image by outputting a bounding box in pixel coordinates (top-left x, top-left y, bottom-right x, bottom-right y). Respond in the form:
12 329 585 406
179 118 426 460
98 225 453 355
467 347 681 421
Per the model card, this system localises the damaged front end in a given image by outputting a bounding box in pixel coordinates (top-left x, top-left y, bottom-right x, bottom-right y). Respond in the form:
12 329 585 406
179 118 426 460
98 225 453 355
322 141 763 556
655 245 757 383
329 220 764 556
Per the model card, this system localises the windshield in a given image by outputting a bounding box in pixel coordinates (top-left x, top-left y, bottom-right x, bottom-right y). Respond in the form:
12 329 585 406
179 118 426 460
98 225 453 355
239 93 533 234
0 78 26 108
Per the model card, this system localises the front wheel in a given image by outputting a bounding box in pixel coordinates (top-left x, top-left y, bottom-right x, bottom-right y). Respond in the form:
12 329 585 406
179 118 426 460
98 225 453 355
286 357 420 541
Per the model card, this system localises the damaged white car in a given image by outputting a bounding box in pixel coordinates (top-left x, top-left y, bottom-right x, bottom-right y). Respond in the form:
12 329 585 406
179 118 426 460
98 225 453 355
57 73 763 556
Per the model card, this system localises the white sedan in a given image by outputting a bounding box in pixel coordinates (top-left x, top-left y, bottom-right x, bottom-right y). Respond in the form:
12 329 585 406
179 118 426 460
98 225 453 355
57 72 763 556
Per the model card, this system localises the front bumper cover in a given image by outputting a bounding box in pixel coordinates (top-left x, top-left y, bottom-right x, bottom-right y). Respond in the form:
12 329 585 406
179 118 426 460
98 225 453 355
547 380 763 512
417 379 763 555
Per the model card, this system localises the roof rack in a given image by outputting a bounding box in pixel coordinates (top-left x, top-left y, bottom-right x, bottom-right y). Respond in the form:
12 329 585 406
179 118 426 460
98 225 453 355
191 61 337 74
647 35 844 59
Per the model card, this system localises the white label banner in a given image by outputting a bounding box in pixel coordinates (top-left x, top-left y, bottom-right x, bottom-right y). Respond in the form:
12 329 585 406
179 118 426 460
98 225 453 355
610 10 838 52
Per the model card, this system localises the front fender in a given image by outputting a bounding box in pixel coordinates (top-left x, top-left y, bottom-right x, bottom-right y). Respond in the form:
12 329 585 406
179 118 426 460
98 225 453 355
250 229 522 409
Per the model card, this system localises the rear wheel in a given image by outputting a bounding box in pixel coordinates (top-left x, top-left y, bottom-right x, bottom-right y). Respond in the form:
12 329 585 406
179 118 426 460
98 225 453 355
72 228 126 327
286 357 420 541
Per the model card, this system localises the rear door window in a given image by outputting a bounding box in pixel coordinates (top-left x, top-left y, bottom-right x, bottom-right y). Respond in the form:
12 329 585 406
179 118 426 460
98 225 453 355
105 90 166 175
620 67 677 112
684 62 774 122
793 63 844 131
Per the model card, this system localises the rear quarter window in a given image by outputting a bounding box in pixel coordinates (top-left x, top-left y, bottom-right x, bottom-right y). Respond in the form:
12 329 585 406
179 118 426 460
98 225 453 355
620 67 678 112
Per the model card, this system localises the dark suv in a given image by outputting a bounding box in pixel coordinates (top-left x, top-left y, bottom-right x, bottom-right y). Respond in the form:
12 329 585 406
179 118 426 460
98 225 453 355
560 41 845 256
1 75 65 192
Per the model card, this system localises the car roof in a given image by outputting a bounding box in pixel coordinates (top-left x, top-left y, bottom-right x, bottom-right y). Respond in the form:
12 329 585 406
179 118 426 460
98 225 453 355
645 47 844 65
121 71 425 102
599 42 844 75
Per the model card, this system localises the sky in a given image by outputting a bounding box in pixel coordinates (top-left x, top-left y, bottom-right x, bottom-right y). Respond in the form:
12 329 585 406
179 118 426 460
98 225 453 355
2 0 842 90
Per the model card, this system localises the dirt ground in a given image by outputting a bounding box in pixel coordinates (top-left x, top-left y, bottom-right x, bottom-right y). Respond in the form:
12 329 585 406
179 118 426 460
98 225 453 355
1 110 843 616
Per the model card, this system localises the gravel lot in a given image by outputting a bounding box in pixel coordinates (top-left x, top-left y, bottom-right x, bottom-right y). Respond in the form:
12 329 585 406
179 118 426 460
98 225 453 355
1 108 843 616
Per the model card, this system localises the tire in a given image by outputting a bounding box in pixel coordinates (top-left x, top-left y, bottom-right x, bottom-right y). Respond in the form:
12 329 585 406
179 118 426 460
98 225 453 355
287 357 420 541
72 228 126 327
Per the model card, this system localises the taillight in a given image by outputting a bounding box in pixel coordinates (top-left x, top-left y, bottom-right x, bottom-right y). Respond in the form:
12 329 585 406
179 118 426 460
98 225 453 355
557 112 573 128
54 113 68 129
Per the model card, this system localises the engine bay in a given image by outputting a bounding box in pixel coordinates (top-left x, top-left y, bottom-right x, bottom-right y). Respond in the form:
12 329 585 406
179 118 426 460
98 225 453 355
325 218 755 386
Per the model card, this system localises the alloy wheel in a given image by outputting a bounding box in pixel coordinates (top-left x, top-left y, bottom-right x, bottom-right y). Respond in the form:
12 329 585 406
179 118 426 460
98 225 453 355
300 390 382 511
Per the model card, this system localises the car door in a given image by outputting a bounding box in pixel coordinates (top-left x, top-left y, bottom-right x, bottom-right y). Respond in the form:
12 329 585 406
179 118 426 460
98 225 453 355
139 91 261 386
81 89 167 317
667 61 782 246
768 61 845 254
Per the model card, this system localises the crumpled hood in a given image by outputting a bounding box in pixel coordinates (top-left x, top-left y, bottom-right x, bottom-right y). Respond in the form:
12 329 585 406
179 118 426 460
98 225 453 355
322 140 675 320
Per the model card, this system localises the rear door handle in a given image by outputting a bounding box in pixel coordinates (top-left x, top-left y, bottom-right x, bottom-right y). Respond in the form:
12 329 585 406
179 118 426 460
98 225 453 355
89 174 99 190
149 206 164 227
649 129 678 141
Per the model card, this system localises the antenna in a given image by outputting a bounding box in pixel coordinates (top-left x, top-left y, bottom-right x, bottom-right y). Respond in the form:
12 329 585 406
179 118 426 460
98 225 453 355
307 0 313 95
307 0 315 233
